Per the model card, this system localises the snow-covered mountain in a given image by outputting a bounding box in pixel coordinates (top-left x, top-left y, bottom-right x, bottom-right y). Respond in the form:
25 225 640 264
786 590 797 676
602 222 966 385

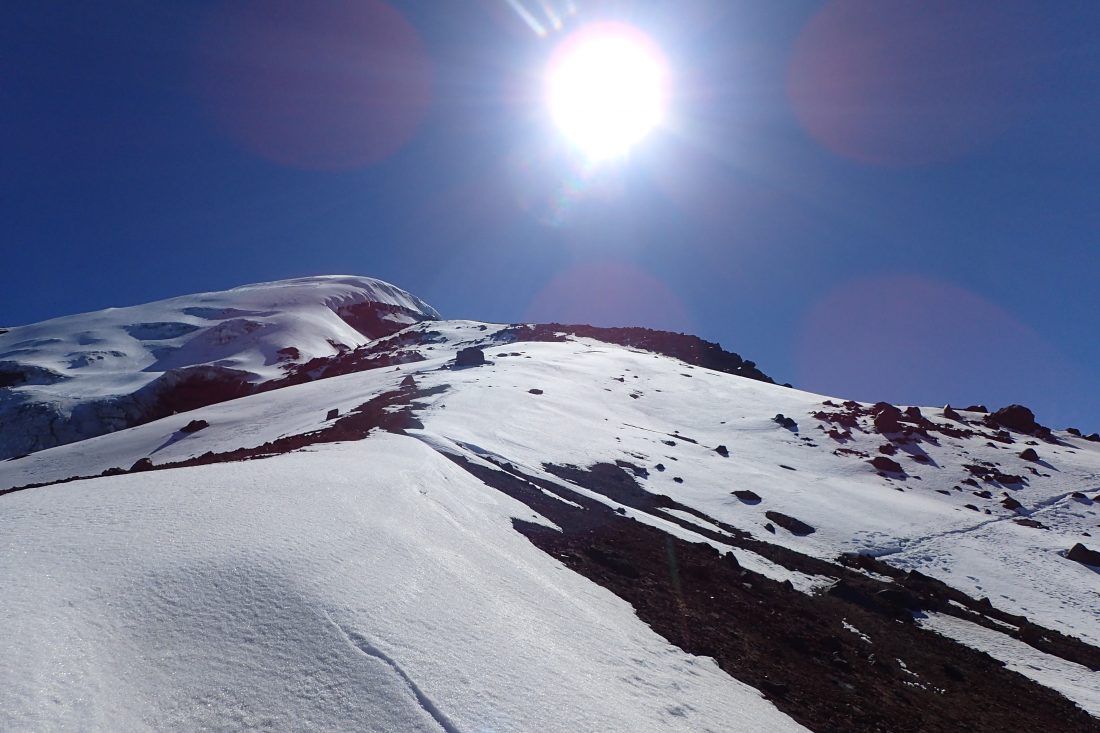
2 277 1099 732
0 276 438 459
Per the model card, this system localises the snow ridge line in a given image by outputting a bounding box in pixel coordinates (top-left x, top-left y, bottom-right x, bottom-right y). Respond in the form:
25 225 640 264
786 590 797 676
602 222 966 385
324 613 464 733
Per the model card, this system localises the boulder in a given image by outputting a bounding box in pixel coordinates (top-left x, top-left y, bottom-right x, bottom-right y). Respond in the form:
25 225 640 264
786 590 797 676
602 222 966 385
1001 495 1023 512
870 456 904 473
130 457 154 472
989 404 1039 433
773 414 797 430
180 419 209 434
326 408 339 421
732 489 761 504
764 511 815 536
1019 448 1039 461
872 403 903 433
455 347 486 367
943 405 961 421
962 404 989 413
1066 543 1100 567
400 375 417 388
715 444 729 457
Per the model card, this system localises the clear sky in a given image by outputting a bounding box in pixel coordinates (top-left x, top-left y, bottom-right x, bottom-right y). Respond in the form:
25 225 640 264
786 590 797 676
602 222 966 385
3 1 1099 430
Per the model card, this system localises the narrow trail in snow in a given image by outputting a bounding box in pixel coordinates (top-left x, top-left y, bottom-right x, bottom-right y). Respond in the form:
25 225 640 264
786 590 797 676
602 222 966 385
870 489 1091 561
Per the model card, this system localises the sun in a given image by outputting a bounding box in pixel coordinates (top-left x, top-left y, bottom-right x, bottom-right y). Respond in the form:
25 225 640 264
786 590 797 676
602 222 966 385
546 23 669 162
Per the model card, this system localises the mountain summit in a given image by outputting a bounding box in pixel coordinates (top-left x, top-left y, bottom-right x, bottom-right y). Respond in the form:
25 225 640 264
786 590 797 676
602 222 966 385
2 277 1098 732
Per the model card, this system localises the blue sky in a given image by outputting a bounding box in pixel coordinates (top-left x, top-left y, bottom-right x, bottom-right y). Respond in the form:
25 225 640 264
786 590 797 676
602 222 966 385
3 1 1099 429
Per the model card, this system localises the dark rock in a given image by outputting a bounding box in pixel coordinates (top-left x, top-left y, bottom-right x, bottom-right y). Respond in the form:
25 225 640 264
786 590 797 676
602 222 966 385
732 489 762 504
654 463 665 472
963 404 989 413
943 405 961 421
1086 433 1100 443
1001 496 1023 512
528 388 544 395
275 346 300 361
870 456 904 473
964 504 979 511
765 511 815 536
764 522 776 534
326 408 340 420
180 419 209 434
773 414 797 430
904 406 923 420
990 404 1039 433
672 476 684 484
400 375 417 388
1070 491 1088 500
715 444 729 457
872 402 903 433
1066 543 1100 567
1014 518 1047 529
1066 427 1081 436
130 458 154 472
455 346 486 367
878 443 898 455
973 490 992 499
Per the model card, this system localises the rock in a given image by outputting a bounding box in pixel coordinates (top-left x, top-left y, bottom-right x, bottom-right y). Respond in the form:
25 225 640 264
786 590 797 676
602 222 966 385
732 489 761 504
904 406 923 420
326 408 339 420
180 419 209 434
130 457 154 472
1070 491 1088 501
764 510 815 536
878 443 898 455
455 347 486 367
715 444 729 457
1066 543 1100 567
1066 427 1082 436
962 404 988 413
943 405 961 420
1001 496 1023 511
764 523 776 534
654 463 665 472
528 388 544 395
964 504 979 511
872 402 903 433
1014 518 1046 529
870 456 904 473
989 404 1039 433
1086 433 1100 443
672 476 684 484
773 413 797 430
400 375 417 388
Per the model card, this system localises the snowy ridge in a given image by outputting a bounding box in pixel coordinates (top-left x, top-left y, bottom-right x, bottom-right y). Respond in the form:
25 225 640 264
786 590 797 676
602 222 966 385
0 276 438 459
2 282 1100 731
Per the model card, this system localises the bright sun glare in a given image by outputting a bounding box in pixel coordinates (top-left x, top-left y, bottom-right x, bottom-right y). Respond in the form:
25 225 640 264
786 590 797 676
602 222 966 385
546 23 668 162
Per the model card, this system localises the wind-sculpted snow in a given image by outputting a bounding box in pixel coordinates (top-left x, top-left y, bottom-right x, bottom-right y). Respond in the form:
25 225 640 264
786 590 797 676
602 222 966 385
0 276 438 459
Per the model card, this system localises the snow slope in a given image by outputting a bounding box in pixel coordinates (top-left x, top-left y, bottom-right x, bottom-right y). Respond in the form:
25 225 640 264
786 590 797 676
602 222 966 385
3 282 1099 730
1 436 806 733
0 276 438 459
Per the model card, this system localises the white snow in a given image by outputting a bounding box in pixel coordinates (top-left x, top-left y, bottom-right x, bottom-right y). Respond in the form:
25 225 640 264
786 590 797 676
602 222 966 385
0 437 806 732
0 275 438 458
